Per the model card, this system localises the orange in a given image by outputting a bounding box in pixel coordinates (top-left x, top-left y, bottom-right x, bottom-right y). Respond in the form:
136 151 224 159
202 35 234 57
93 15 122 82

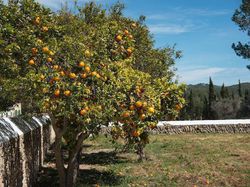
80 109 87 116
34 16 40 25
96 73 101 79
81 73 87 79
126 48 132 56
128 34 133 39
69 73 77 79
148 107 155 114
85 66 91 73
60 71 65 76
31 48 38 54
64 90 71 96
54 89 60 97
42 47 49 53
79 61 85 67
53 65 59 70
53 76 60 81
132 131 139 137
129 105 135 111
28 59 35 65
115 35 122 42
139 114 146 120
47 57 53 63
91 71 97 77
122 111 130 118
124 29 129 35
135 101 143 108
42 26 48 32
175 104 182 111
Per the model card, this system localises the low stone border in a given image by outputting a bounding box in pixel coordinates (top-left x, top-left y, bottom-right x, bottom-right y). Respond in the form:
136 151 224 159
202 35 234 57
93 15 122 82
0 115 54 187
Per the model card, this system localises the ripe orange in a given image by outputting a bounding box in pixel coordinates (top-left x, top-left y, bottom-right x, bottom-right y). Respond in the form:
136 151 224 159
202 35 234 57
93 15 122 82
31 48 38 54
53 76 60 81
124 29 129 35
91 71 97 77
79 61 85 67
96 73 101 79
175 104 182 111
54 89 60 97
60 71 65 76
28 59 35 65
139 114 146 120
69 73 77 79
122 111 130 118
80 109 87 116
42 47 49 53
47 57 53 63
126 48 132 56
81 73 87 79
53 65 59 70
42 26 48 32
34 17 40 25
115 35 122 42
64 90 71 96
129 105 135 111
132 131 139 137
142 101 147 108
85 66 91 73
148 107 155 114
135 101 143 108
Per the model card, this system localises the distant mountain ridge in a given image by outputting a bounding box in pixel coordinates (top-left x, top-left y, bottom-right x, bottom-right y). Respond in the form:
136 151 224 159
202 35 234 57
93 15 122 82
187 82 250 97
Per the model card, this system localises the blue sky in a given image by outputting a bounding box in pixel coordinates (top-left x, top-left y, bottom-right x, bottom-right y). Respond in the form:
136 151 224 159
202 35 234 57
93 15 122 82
5 0 249 85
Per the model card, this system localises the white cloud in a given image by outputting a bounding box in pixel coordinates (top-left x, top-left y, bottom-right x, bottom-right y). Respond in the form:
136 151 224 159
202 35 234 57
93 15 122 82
147 8 230 21
148 23 201 34
177 67 225 83
176 67 250 85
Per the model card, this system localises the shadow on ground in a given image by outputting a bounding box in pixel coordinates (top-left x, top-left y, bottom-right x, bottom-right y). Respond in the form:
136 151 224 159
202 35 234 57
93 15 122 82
37 150 127 186
81 151 128 165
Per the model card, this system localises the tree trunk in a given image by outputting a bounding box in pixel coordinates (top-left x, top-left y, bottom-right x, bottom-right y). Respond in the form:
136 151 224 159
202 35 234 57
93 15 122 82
54 136 67 187
65 150 81 187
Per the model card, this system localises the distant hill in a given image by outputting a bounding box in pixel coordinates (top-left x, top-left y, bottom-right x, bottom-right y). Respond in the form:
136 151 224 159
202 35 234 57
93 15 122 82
187 82 250 97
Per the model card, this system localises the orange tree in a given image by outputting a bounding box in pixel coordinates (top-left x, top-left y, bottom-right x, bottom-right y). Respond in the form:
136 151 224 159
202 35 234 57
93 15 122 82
0 0 185 186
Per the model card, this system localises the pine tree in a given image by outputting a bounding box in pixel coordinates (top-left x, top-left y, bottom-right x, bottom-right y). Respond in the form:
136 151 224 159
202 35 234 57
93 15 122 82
202 96 209 119
208 77 216 119
220 83 226 98
238 80 242 97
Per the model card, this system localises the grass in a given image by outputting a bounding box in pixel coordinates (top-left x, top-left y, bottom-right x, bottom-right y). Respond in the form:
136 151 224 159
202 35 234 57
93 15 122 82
39 134 250 187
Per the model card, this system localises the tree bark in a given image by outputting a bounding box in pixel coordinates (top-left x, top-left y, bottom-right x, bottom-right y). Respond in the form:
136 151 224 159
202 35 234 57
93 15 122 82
66 132 88 187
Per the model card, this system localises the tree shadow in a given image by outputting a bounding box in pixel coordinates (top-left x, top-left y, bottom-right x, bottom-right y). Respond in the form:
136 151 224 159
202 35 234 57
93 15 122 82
77 168 124 186
37 166 124 187
81 151 129 165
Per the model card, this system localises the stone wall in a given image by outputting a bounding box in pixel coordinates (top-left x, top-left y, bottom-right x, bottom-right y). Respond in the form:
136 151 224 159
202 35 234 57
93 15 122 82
150 124 250 134
0 115 54 187
101 121 250 135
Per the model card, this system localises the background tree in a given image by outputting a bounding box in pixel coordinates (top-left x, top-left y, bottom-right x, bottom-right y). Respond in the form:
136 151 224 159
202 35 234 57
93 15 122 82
208 77 217 119
232 0 250 66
